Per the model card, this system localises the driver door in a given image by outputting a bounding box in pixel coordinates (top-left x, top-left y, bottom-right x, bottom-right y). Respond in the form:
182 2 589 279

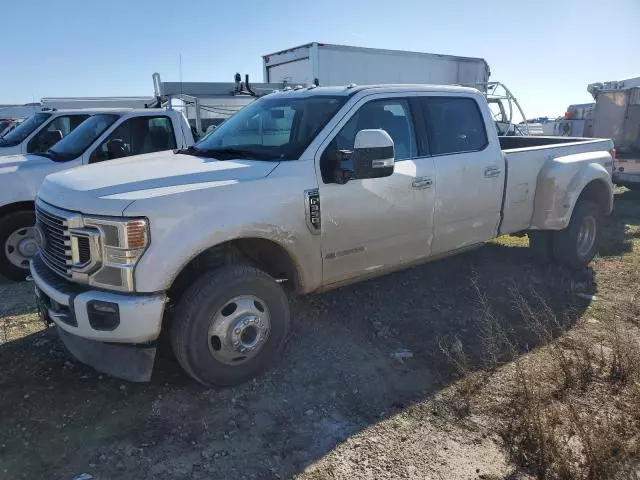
316 94 436 286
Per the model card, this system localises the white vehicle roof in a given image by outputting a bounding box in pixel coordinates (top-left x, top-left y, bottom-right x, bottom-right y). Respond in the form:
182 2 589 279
40 107 171 115
265 83 480 99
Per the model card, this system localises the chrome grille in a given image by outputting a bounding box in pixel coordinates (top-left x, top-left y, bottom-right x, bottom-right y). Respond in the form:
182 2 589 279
35 203 72 278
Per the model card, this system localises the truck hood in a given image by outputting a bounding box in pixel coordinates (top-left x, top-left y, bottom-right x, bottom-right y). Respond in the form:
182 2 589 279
0 145 22 157
38 151 280 216
0 153 49 173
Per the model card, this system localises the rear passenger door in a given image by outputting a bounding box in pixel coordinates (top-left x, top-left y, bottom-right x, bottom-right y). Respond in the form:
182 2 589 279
418 95 504 255
88 115 177 163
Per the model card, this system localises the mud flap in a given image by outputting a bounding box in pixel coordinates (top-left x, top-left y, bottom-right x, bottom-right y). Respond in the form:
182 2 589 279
57 327 156 382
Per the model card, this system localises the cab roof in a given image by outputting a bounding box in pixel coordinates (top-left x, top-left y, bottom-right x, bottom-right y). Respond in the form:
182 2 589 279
41 108 170 116
265 83 481 99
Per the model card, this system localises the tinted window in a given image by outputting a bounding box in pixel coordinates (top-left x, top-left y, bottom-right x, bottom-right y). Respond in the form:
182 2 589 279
90 116 177 163
320 98 417 183
27 114 89 153
46 114 119 161
0 112 51 147
421 97 487 155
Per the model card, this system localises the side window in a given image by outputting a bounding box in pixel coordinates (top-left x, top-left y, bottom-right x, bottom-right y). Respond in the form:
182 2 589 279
320 98 417 183
420 97 488 156
90 116 177 163
27 114 89 153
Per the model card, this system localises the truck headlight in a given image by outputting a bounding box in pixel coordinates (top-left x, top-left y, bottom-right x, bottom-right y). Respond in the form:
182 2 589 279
71 216 150 292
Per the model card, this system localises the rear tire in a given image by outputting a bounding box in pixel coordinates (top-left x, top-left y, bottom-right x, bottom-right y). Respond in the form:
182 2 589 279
0 210 36 282
170 264 291 386
551 201 602 269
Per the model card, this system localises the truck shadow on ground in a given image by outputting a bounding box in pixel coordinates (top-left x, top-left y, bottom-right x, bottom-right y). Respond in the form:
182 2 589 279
0 245 598 479
0 196 637 479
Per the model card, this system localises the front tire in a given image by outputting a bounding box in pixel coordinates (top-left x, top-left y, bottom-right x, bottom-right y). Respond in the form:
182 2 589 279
170 264 291 386
552 201 602 269
0 210 36 282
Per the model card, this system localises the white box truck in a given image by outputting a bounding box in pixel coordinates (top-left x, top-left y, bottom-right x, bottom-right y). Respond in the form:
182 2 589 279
263 42 490 91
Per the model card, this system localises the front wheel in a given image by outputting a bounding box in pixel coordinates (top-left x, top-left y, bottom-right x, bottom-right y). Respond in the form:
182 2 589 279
0 210 37 281
552 201 602 269
170 264 291 386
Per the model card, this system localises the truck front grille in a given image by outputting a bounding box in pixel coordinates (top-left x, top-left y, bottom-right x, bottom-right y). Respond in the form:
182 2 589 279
35 203 72 278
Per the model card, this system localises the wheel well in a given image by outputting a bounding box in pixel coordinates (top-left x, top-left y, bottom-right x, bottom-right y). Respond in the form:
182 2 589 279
168 238 300 302
577 179 611 213
0 201 35 219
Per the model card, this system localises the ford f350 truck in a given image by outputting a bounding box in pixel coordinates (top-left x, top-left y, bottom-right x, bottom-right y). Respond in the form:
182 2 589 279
31 84 614 386
0 108 193 280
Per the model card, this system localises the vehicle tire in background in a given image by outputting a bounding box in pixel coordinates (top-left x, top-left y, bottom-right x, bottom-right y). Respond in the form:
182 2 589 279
170 264 291 386
0 210 36 282
528 231 555 263
551 201 602 270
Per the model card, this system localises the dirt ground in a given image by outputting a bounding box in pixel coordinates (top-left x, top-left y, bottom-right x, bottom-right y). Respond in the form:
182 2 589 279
0 189 638 480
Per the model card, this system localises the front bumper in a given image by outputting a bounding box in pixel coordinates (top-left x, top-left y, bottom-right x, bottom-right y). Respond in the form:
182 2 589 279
30 255 167 381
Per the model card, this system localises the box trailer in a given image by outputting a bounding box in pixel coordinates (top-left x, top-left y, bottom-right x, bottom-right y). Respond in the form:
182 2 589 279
263 43 490 91
588 77 640 153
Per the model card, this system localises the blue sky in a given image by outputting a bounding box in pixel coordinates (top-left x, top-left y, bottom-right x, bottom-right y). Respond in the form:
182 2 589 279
1 0 638 117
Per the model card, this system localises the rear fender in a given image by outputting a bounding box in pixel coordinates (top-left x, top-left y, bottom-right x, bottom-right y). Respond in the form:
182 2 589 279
530 151 613 230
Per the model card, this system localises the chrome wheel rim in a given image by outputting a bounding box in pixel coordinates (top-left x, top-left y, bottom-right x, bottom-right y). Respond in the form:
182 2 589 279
207 295 271 365
576 215 597 258
4 226 37 269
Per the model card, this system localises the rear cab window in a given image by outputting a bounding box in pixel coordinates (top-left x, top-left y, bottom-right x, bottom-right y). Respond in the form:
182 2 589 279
419 96 488 156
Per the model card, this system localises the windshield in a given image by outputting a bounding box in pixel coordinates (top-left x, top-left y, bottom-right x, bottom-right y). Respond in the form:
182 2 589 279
46 114 119 161
192 95 347 160
0 113 51 147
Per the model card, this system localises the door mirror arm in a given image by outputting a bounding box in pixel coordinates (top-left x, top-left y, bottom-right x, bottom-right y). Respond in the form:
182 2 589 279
332 149 354 184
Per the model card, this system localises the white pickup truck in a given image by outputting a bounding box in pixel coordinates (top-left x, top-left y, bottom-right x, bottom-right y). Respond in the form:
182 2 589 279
0 108 193 280
0 109 97 157
31 84 614 386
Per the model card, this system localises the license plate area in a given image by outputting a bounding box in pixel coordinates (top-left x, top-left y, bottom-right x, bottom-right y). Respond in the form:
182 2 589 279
34 287 77 327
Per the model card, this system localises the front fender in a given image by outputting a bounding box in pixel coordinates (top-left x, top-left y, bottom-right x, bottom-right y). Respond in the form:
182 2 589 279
530 151 613 230
135 224 318 294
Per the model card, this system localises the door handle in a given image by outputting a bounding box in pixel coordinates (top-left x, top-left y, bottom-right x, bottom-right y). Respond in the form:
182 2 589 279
484 166 502 178
412 177 433 189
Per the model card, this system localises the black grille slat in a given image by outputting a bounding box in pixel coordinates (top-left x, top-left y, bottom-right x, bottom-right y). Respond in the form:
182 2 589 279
39 226 67 243
35 203 72 277
40 251 71 278
78 237 91 264
36 207 65 224
36 213 65 231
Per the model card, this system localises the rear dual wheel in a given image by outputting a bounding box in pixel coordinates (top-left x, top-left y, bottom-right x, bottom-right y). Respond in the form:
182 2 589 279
528 200 602 269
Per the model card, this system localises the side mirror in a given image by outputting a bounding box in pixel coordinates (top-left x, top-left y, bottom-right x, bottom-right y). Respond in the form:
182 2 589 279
351 129 395 179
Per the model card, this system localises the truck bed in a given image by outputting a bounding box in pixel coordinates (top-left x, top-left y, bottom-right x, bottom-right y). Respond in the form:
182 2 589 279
498 136 613 235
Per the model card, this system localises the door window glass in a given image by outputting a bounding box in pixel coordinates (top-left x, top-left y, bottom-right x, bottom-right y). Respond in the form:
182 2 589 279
420 97 488 155
320 98 417 183
26 114 89 153
90 116 177 163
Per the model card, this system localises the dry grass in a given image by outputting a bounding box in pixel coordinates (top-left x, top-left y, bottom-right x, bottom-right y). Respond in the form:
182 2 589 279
444 189 640 479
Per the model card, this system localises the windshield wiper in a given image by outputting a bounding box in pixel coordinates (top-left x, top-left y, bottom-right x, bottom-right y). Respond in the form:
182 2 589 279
173 145 198 155
178 146 273 161
39 149 75 162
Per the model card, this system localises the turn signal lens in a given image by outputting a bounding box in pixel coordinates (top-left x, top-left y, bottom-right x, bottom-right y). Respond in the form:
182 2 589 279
125 220 148 249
